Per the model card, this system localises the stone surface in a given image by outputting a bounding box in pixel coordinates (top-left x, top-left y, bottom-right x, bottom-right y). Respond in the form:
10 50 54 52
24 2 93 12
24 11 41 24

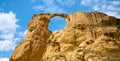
10 11 120 61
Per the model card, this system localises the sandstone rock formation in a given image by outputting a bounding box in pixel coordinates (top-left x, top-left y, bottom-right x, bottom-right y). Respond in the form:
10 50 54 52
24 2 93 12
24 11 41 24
10 11 120 61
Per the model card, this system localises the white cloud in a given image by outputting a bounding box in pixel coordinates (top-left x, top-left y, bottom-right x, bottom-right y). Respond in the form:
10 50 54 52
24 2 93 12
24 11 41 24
14 38 21 42
33 4 64 13
45 5 64 13
111 1 120 5
98 3 120 18
33 0 120 17
105 11 120 18
93 5 99 11
18 30 27 37
24 30 27 35
0 57 9 61
0 11 19 51
18 32 24 37
101 4 120 11
81 0 120 18
56 0 76 6
0 11 19 33
43 0 54 5
33 5 44 12
0 34 14 41
33 0 77 13
33 0 67 13
81 0 92 5
0 40 15 51
81 0 99 6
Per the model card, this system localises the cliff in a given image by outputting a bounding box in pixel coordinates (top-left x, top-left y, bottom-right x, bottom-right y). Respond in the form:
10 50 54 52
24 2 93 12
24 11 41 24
10 11 120 61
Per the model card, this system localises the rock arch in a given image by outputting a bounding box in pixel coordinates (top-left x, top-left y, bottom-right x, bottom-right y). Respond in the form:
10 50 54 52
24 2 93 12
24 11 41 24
48 16 67 32
50 14 69 23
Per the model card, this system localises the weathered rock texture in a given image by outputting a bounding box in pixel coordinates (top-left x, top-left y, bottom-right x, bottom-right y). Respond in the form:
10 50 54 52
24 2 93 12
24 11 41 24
10 12 120 61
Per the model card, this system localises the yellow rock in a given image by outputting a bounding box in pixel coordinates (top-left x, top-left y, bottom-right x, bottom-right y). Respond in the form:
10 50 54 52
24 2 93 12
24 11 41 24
10 12 120 61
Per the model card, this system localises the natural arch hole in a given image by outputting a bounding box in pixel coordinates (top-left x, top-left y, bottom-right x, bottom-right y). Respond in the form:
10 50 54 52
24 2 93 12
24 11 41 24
48 16 67 32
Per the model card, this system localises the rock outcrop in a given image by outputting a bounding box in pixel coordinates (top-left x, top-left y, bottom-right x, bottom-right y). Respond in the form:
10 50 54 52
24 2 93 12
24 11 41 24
10 11 120 61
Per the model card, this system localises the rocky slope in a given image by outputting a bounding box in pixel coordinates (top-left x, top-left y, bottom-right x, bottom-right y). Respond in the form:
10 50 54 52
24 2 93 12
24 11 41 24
10 11 120 61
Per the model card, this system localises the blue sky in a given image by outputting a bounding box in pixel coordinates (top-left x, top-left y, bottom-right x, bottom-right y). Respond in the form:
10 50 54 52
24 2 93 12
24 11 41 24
0 0 120 61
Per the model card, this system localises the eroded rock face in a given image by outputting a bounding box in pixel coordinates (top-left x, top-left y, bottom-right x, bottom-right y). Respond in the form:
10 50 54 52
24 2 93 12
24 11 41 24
10 12 120 61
